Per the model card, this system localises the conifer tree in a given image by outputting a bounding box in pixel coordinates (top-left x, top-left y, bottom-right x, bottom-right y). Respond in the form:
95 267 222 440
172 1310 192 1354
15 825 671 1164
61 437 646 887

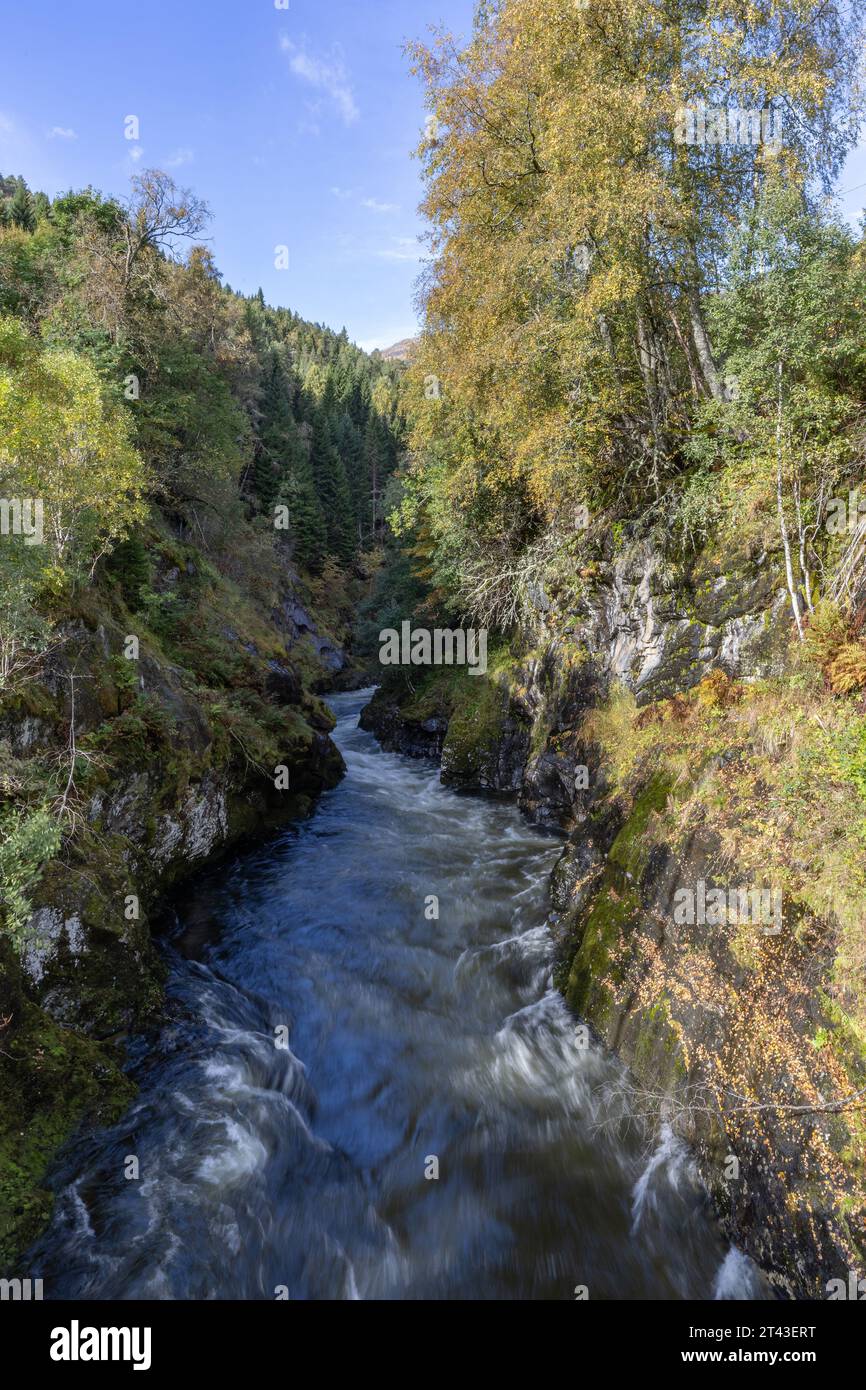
253 353 295 509
362 413 386 541
9 179 35 232
309 412 356 563
334 413 365 542
282 434 328 572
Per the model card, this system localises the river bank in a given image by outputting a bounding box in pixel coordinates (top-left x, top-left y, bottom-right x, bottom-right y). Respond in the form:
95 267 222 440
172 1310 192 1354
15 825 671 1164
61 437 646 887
0 529 365 1272
359 542 866 1300
22 691 758 1299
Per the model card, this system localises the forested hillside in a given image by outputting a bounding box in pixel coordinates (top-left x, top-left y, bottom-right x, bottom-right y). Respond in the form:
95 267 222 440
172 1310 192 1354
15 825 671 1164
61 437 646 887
0 167 403 574
0 166 403 1264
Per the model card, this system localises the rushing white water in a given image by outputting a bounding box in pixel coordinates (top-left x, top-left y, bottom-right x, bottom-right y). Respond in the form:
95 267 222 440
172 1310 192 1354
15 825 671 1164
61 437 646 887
28 690 763 1300
713 1247 766 1301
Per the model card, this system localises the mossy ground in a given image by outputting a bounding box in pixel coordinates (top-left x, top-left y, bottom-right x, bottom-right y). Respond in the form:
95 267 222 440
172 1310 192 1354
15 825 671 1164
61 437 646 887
562 868 642 1031
553 662 866 1291
369 641 525 786
0 999 135 1271
583 666 866 1035
441 648 519 785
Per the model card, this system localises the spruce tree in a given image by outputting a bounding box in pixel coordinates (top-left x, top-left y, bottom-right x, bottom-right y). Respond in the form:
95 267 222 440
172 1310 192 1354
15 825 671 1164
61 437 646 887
9 179 35 232
253 354 295 510
282 433 328 573
309 412 356 564
363 413 387 541
334 413 365 542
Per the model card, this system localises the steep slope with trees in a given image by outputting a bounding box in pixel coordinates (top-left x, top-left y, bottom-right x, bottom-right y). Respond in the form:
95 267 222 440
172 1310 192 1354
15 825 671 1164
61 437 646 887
363 0 866 1296
0 168 403 1266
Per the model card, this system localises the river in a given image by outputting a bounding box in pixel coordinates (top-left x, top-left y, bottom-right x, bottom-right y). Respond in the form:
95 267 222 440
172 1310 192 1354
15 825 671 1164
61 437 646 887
29 690 764 1300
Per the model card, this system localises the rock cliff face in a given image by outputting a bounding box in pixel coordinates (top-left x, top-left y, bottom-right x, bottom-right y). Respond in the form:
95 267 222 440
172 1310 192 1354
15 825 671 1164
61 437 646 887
361 542 866 1299
364 544 789 804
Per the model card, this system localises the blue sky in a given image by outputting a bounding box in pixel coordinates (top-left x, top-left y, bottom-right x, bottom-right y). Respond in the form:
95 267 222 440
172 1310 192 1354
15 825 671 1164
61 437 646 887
1 0 865 351
0 0 474 351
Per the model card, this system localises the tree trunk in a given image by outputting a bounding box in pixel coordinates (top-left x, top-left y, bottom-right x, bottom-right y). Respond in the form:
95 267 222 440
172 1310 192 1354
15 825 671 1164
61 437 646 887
776 362 804 642
687 284 724 401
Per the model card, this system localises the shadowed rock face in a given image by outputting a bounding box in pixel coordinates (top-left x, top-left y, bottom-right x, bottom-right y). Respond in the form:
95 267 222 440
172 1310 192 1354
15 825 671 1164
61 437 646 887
11 659 345 1040
360 699 449 760
277 596 347 677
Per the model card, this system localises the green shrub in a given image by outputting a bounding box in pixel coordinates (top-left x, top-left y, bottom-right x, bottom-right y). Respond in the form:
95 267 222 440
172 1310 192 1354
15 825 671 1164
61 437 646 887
0 807 62 949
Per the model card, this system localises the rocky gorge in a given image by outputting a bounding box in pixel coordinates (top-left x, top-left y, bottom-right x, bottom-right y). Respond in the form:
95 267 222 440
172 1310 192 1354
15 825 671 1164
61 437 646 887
361 539 866 1300
0 531 356 1270
4 525 865 1301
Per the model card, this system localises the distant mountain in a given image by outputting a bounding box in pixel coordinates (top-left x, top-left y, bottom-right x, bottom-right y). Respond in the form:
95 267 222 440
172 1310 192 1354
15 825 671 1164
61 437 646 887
378 338 418 362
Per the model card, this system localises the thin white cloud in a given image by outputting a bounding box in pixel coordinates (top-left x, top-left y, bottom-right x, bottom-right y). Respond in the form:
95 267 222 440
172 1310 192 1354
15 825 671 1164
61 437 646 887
164 147 193 168
378 236 423 263
332 189 399 214
0 112 15 138
47 126 77 140
279 36 359 126
128 145 145 163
